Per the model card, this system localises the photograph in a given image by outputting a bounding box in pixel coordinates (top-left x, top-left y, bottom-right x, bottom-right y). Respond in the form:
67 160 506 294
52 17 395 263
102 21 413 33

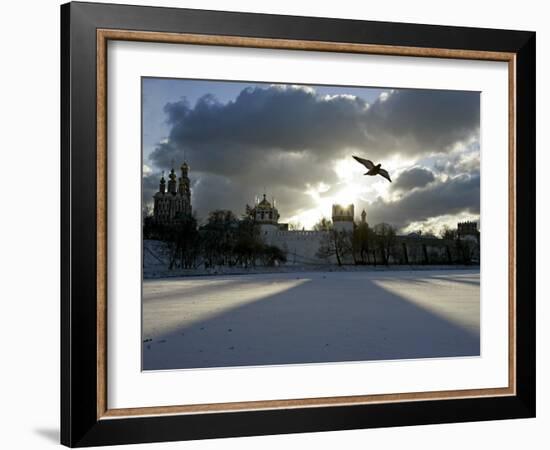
141 78 481 371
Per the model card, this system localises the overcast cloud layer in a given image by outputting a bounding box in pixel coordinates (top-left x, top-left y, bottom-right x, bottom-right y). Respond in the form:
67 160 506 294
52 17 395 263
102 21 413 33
144 82 480 232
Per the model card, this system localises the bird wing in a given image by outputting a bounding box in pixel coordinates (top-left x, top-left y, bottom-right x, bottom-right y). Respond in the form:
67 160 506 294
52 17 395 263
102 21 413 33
352 155 375 169
378 169 392 182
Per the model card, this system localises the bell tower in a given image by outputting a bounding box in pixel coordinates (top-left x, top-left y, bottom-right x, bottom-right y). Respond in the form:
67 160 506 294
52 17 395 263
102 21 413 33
152 161 193 224
251 193 279 234
332 204 354 232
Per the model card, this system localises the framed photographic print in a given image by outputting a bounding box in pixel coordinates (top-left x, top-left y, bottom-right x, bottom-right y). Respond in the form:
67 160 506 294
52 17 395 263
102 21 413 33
60 1 536 447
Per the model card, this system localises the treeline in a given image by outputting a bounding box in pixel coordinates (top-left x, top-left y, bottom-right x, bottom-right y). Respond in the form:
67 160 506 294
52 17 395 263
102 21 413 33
314 219 398 266
143 210 286 270
314 219 478 266
144 210 479 270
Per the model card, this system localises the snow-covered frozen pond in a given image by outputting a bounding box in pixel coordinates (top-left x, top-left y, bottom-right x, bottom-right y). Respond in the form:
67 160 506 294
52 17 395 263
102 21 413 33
142 269 480 370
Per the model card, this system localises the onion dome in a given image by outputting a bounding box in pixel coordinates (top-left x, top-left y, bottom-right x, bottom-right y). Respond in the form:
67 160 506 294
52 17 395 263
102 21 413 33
257 194 272 209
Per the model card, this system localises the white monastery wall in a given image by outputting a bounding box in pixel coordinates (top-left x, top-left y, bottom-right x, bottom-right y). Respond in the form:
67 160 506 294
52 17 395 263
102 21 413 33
261 229 332 264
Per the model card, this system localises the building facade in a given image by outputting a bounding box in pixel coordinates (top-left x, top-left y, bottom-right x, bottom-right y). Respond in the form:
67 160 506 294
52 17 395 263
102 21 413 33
457 221 479 241
153 162 192 224
245 195 356 264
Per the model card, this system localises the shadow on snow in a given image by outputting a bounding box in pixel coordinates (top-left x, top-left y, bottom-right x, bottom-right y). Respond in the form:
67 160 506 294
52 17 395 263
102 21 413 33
142 271 480 370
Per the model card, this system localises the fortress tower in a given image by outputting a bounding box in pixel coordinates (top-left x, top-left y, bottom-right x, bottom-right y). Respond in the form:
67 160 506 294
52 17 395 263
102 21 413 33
153 162 192 224
332 204 354 232
248 194 280 234
457 220 479 242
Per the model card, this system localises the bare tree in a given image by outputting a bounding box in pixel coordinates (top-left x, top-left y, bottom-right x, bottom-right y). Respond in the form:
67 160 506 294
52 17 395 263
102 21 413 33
233 216 263 268
313 217 332 231
353 220 373 264
288 221 303 231
373 223 396 265
440 225 458 240
201 210 238 267
317 229 353 266
260 245 287 266
167 214 199 270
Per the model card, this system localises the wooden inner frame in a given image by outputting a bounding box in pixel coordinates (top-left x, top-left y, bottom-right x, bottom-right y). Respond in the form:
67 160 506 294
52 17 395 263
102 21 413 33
96 29 517 420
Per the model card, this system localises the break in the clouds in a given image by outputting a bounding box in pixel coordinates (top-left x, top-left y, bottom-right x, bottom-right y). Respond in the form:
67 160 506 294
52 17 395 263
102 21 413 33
144 81 480 231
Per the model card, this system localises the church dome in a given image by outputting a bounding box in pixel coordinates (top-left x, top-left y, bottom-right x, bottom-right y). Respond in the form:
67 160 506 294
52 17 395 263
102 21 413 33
257 194 272 209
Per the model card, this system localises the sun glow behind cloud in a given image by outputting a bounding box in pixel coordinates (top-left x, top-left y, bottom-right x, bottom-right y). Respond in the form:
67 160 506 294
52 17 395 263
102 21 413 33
284 154 415 229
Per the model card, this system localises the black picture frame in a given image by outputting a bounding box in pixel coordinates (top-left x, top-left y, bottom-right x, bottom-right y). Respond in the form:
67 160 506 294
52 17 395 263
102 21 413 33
61 1 535 447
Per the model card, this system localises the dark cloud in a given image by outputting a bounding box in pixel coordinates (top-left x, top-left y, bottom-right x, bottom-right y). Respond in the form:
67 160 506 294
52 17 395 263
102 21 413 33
392 167 436 192
364 89 480 156
150 85 479 173
362 172 480 230
158 86 368 164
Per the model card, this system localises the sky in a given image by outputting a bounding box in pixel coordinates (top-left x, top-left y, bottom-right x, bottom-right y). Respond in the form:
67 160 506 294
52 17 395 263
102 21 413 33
142 78 480 235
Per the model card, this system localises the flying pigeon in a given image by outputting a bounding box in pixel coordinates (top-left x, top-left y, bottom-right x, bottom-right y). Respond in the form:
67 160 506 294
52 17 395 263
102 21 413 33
352 155 392 182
